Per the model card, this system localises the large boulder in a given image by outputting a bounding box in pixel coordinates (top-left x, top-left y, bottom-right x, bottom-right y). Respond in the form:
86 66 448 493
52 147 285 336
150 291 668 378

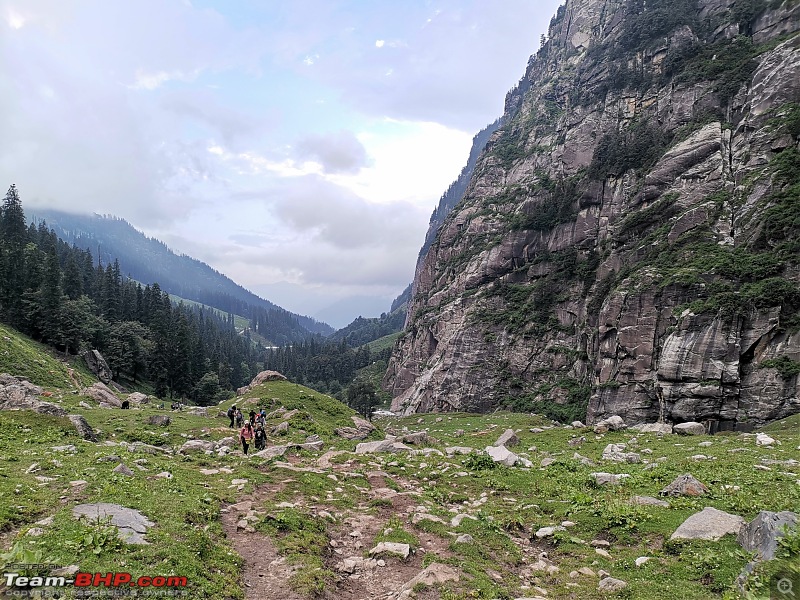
355 439 411 454
630 422 673 435
72 503 153 544
335 415 376 440
674 422 706 435
237 370 287 395
127 392 149 406
82 350 112 384
493 428 519 448
82 383 122 408
737 511 798 561
147 415 171 427
485 445 532 467
594 415 626 433
0 376 68 417
670 507 746 541
178 440 216 454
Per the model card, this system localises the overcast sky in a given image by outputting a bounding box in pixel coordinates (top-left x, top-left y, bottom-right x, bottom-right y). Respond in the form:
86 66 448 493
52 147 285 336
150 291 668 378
0 0 561 328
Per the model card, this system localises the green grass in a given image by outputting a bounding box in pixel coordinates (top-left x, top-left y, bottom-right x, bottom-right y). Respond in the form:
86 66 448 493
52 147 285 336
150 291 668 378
363 332 402 353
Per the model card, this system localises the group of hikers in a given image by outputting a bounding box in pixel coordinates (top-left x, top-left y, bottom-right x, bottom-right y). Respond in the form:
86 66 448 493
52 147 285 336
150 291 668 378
226 404 268 455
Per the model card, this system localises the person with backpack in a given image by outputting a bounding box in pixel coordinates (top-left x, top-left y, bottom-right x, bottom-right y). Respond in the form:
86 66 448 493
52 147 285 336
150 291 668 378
249 410 257 426
235 408 244 428
254 423 267 451
240 422 254 455
227 405 237 428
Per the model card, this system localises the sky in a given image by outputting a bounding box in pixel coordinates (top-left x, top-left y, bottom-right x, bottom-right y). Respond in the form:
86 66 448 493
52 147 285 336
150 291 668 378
0 0 562 328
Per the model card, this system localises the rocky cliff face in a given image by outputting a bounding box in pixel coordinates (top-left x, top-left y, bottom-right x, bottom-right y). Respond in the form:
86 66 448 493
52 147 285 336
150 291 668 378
385 0 800 428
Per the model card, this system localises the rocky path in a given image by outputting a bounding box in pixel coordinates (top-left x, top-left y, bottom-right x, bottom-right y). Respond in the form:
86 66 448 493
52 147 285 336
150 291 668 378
222 450 459 600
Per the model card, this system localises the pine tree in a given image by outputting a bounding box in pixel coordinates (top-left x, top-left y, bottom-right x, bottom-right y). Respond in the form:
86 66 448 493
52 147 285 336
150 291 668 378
0 185 28 324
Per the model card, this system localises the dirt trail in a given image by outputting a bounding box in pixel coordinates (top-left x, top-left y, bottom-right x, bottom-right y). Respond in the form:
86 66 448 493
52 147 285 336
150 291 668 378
222 451 458 600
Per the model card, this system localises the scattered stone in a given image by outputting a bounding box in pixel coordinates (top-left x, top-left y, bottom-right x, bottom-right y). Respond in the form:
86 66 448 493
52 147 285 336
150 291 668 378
698 441 713 447
598 577 628 593
272 421 289 435
590 540 610 548
35 516 54 526
127 392 148 405
568 436 586 447
455 534 474 543
591 472 630 486
631 495 670 508
540 457 555 467
369 542 410 559
335 415 376 440
73 503 154 544
402 431 431 445
199 468 219 475
571 421 585 428
147 415 170 427
573 452 595 466
671 507 747 541
635 557 652 567
630 422 673 435
26 527 45 537
445 446 476 456
154 471 172 479
674 422 706 436
112 463 135 477
578 567 596 577
660 473 709 497
595 548 612 559
602 443 641 463
494 428 519 448
355 439 411 454
451 514 477 527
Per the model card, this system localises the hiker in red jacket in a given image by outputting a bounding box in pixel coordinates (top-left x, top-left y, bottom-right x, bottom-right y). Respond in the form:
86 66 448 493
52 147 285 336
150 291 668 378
240 422 254 455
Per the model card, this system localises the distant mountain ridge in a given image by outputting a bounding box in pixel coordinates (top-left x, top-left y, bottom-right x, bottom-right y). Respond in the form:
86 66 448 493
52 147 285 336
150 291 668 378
29 209 333 341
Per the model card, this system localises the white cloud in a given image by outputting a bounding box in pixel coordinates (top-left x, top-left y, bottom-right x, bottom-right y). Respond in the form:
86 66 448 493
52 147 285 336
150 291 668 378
375 39 385 48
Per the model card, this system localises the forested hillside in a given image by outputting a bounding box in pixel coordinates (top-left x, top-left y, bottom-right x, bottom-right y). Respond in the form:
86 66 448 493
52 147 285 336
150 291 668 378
31 209 333 342
0 186 262 403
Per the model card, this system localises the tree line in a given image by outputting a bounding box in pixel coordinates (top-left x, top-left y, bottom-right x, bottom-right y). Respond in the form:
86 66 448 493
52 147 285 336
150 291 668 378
0 185 263 404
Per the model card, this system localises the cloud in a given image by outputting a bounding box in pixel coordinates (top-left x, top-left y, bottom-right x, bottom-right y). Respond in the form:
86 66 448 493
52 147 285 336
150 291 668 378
294 130 368 174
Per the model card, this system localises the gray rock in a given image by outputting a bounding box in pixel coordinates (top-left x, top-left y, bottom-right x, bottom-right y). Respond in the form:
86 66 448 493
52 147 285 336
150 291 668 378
81 382 122 408
82 350 112 384
535 526 566 538
72 503 154 544
485 445 531 467
127 392 148 405
594 416 626 433
97 455 121 463
630 422 673 435
660 473 709 497
112 463 135 477
571 421 586 428
369 542 410 559
602 443 641 463
674 422 706 436
494 428 519 448
147 415 171 427
272 421 289 435
598 577 628 592
591 472 630 486
0 376 68 417
455 534 474 544
446 446 476 456
253 445 288 459
402 431 431 445
52 445 77 453
69 414 97 441
630 496 670 508
671 507 747 541
178 439 215 454
737 511 798 561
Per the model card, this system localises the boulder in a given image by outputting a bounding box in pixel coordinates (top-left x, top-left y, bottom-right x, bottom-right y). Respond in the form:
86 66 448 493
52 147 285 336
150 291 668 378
755 433 777 446
272 421 289 435
253 445 288 460
82 383 122 408
186 407 207 416
670 507 746 541
494 428 519 448
127 392 149 405
147 415 171 427
112 463 135 477
446 446 476 456
594 415 626 433
335 415 376 440
0 376 68 417
591 472 631 486
237 370 287 395
571 421 586 428
630 422 673 435
602 443 641 463
178 440 216 454
674 422 706 436
402 431 430 445
485 445 532 467
737 511 798 561
660 473 709 497
68 414 97 441
82 350 112 384
598 577 628 592
369 542 411 559
397 563 459 597
356 439 411 454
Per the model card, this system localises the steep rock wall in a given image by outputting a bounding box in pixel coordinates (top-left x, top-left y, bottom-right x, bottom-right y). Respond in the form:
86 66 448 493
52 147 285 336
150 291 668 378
385 0 800 427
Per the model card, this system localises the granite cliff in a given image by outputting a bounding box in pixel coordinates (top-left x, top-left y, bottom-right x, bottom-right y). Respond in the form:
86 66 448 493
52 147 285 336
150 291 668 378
385 0 800 428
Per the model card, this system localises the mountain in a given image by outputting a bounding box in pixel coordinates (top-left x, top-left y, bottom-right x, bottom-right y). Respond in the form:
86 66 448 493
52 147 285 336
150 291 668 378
329 285 411 348
385 0 800 428
29 209 334 340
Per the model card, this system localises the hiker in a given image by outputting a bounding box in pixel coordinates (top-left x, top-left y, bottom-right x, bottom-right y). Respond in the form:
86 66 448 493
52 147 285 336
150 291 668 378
240 422 254 455
235 408 244 428
254 423 267 451
227 405 237 428
249 410 256 426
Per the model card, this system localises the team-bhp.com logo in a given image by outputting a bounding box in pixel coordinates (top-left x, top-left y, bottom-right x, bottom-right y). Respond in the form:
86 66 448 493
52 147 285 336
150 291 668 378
3 568 188 597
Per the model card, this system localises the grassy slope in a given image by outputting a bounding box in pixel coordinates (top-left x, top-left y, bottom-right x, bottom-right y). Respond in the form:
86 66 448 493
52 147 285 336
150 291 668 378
364 331 402 353
0 326 798 599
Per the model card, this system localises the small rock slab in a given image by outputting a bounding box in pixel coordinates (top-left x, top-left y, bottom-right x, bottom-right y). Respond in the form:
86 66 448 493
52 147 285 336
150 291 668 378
147 415 171 427
494 428 519 448
737 511 798 560
253 445 289 459
485 445 532 467
72 503 154 544
630 495 670 508
591 472 630 486
598 577 628 592
670 507 746 541
178 439 215 454
369 542 410 559
593 415 626 433
397 563 459 597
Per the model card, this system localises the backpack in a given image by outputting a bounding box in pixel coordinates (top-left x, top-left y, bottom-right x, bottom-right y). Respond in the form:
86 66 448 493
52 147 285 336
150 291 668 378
227 407 234 418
